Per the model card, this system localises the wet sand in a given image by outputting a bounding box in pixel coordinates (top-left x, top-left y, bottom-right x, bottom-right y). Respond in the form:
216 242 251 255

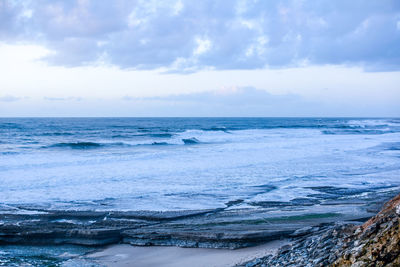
86 240 288 267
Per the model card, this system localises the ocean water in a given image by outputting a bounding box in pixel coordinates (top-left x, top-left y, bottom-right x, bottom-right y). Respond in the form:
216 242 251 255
1 117 400 213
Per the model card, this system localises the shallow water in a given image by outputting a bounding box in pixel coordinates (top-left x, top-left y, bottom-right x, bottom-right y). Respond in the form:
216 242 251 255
0 245 99 266
1 117 400 212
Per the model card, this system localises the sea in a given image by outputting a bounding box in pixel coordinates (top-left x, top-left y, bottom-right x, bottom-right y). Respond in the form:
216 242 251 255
1 117 400 211
0 117 400 265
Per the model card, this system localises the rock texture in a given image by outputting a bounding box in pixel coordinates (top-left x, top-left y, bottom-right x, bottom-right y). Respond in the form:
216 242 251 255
240 193 400 267
1 186 395 249
0 199 374 249
332 194 400 267
1 192 398 265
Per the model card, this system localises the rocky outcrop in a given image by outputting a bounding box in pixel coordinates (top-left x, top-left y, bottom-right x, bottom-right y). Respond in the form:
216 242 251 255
240 193 400 267
332 194 400 266
0 208 344 249
0 197 374 249
1 193 398 265
1 185 395 250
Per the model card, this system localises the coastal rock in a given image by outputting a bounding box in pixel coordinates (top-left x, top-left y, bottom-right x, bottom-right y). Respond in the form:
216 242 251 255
0 203 372 249
332 194 400 266
239 193 400 267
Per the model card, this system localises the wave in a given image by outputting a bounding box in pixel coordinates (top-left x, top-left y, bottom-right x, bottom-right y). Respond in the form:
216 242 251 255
1 151 19 155
137 127 151 132
112 134 131 138
0 123 24 130
347 119 397 128
112 133 174 139
321 129 395 135
148 133 174 138
201 126 230 132
182 137 200 144
151 142 170 146
45 142 104 149
43 141 134 149
40 132 74 136
387 144 400 151
375 142 400 151
43 141 177 149
320 118 400 135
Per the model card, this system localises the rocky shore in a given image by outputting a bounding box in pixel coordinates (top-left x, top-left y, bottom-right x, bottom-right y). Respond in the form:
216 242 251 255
0 207 355 249
0 202 378 250
240 193 400 267
1 187 395 250
0 190 398 266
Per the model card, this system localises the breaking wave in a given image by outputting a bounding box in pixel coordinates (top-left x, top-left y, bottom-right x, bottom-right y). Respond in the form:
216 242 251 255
45 142 104 149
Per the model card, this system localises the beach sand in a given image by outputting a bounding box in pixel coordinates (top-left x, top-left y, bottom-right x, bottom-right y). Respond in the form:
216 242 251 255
86 240 288 267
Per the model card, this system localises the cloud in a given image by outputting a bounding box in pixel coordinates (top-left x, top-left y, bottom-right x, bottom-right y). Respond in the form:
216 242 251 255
44 96 82 101
129 86 298 104
1 0 399 71
121 87 317 116
0 95 22 102
1 87 399 117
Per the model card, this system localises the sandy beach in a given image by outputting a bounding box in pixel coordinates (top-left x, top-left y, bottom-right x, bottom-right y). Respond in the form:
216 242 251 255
86 240 288 267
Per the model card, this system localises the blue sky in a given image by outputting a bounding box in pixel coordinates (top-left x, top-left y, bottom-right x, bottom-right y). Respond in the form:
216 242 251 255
0 0 399 116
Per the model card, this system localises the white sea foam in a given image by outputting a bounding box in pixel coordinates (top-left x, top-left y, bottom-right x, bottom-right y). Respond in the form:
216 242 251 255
0 118 399 211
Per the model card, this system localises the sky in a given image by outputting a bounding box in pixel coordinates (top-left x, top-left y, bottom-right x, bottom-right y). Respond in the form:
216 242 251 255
0 0 399 117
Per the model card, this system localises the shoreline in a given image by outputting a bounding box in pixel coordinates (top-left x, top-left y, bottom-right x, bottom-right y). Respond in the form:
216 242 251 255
79 192 400 266
1 186 393 249
86 240 288 267
0 190 398 266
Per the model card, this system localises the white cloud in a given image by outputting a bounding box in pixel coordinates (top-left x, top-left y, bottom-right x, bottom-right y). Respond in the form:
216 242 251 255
0 95 21 102
1 0 399 71
96 41 108 47
20 9 33 19
245 35 268 57
239 19 255 30
127 10 146 27
193 37 212 56
44 96 82 101
173 0 184 16
0 43 51 63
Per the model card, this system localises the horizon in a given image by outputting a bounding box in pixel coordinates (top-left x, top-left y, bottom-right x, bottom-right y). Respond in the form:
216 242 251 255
1 116 399 119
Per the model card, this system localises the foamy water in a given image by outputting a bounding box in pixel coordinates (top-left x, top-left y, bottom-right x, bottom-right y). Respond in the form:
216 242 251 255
1 118 399 211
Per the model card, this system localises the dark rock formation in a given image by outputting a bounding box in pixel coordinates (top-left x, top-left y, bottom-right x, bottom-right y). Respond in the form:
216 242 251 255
0 202 373 249
1 185 396 250
239 193 400 267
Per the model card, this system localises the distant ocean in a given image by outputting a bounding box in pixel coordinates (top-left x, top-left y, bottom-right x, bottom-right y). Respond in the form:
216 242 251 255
1 117 400 212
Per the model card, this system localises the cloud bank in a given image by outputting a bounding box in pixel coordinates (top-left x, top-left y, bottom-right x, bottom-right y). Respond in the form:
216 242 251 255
121 87 315 116
1 87 399 117
0 95 21 102
1 0 399 71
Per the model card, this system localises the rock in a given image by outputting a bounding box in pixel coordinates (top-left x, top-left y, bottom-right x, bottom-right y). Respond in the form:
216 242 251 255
238 193 400 267
354 227 362 235
245 258 261 267
333 193 400 266
290 226 314 237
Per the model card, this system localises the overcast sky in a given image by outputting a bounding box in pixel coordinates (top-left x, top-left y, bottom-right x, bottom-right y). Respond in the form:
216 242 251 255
0 0 399 116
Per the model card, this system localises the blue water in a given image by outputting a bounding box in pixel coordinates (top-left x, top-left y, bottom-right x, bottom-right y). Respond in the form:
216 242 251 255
0 118 400 212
